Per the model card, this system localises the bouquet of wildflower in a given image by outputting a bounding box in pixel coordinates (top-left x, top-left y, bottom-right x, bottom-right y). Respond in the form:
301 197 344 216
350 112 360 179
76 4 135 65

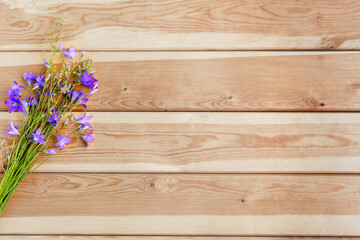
0 16 98 215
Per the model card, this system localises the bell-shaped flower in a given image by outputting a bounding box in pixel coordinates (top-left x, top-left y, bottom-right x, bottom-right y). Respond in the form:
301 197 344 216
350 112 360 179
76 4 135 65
4 95 23 113
82 131 95 146
23 71 36 85
74 111 93 128
6 81 24 97
80 71 98 89
54 133 72 150
21 99 29 116
48 107 62 127
34 75 45 89
5 121 19 136
62 46 76 59
32 128 46 145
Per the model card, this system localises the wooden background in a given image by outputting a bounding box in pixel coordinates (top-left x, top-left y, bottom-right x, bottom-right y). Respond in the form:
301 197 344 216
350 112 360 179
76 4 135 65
1 0 360 238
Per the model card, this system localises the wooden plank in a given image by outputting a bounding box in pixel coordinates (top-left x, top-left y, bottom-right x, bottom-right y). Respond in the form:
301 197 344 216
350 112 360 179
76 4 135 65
2 112 360 173
0 237 357 240
2 0 360 50
2 52 360 111
3 215 360 235
1 174 360 235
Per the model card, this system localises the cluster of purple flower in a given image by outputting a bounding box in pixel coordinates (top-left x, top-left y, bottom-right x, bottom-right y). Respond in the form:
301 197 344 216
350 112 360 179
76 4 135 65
4 45 98 155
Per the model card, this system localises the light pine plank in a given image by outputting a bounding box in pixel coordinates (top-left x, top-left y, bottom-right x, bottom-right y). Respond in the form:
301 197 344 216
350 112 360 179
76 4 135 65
0 237 357 240
2 0 360 50
2 52 360 111
2 112 360 173
1 174 360 235
3 215 360 235
3 215 360 236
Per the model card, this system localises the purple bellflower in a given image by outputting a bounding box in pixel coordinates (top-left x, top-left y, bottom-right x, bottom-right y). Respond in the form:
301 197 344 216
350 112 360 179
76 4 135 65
5 120 19 135
44 92 56 97
69 89 82 101
63 46 76 59
58 43 63 50
48 107 62 127
5 95 23 113
80 98 89 107
70 90 88 107
34 75 45 89
75 111 93 128
80 71 98 89
23 71 36 85
54 133 72 150
46 149 57 154
32 128 46 145
77 91 86 102
6 81 24 97
21 99 29 115
82 131 95 146
29 97 38 107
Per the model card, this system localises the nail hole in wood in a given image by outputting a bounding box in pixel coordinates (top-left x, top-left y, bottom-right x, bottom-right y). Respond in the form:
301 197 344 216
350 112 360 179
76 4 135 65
228 96 232 100
241 199 245 203
123 87 127 91
150 183 155 187
320 103 325 107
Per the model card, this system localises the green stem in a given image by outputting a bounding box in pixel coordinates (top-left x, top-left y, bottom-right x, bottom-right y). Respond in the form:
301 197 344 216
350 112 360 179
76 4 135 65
0 162 29 216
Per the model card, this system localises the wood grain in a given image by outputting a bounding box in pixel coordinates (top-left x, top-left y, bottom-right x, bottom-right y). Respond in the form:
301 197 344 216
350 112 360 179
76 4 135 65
1 173 360 235
3 215 360 235
3 0 360 50
0 237 357 240
2 52 360 111
2 112 360 173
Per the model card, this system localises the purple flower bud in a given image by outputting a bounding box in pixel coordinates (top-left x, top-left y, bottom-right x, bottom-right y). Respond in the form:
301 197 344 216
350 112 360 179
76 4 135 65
2 136 9 145
89 83 98 95
46 149 57 154
43 60 50 67
21 99 29 116
58 43 63 50
81 50 85 56
29 97 38 107
44 92 56 97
